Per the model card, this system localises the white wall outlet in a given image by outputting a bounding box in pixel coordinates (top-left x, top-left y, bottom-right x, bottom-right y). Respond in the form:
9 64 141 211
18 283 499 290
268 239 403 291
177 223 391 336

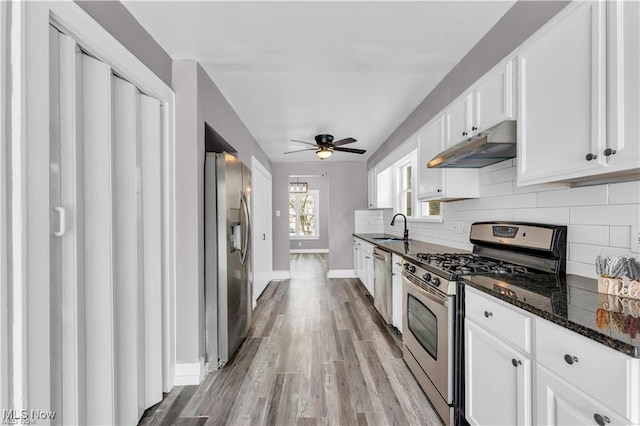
275 210 280 217
298 242 302 247
631 225 640 253
453 222 464 234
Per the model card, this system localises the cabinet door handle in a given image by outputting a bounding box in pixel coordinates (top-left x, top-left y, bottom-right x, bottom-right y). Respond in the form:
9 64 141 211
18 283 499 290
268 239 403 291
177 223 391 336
484 311 493 318
471 126 478 131
563 354 579 365
593 414 610 426
603 148 617 157
437 189 442 193
462 131 468 136
511 358 522 367
585 153 597 161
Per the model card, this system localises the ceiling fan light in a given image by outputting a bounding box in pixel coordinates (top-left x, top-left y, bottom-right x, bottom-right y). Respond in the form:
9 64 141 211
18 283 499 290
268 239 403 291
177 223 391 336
316 146 333 160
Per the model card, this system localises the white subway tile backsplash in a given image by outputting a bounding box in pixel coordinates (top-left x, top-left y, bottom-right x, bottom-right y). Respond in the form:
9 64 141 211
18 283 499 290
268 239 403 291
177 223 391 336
370 161 638 278
491 193 536 209
480 181 513 197
512 181 569 194
446 208 514 222
570 204 640 226
566 260 597 278
609 181 640 205
537 185 608 207
490 167 517 184
567 225 609 245
609 226 631 248
480 159 513 174
444 197 493 211
513 207 570 224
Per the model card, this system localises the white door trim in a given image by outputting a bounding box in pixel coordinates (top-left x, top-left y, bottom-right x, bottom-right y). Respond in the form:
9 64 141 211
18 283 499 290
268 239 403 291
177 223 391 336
250 156 273 306
0 0 9 412
9 1 177 411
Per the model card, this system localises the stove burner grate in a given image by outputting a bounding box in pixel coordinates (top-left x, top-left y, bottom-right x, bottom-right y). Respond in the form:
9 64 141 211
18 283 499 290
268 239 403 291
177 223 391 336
415 252 530 275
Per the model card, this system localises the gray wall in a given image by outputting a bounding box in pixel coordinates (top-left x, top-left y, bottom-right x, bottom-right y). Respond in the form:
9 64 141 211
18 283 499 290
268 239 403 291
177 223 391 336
173 60 272 364
273 161 368 272
75 1 173 87
367 0 571 170
289 175 329 251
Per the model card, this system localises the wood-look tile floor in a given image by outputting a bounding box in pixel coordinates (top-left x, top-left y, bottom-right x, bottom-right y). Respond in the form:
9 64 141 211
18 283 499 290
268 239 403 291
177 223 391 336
140 254 443 426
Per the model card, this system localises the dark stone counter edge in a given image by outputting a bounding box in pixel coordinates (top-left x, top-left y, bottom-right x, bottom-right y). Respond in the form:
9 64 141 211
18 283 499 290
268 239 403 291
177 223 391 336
353 233 640 359
462 279 640 358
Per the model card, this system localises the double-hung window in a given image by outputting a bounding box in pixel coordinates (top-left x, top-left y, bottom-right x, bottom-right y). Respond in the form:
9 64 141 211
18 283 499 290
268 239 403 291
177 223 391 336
289 190 319 238
394 150 442 220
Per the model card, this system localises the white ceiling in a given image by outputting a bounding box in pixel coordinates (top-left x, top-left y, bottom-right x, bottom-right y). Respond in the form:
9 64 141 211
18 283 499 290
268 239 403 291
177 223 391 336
123 1 515 162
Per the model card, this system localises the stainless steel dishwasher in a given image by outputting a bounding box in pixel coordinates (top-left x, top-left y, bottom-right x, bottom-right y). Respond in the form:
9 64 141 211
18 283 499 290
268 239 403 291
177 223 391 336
373 247 392 324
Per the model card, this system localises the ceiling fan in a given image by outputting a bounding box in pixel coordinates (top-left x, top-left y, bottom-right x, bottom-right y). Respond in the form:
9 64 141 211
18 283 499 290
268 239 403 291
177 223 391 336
284 134 366 160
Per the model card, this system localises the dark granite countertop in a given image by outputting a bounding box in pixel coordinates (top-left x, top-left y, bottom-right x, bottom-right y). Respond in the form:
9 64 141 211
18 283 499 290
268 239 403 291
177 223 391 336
461 274 640 358
353 233 467 257
354 233 640 358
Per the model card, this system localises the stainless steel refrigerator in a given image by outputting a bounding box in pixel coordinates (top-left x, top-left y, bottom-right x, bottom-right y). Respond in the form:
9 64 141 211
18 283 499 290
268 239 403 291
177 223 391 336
205 152 252 368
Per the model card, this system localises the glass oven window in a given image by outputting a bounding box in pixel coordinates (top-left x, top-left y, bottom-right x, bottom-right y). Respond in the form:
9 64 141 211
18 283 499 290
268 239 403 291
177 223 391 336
407 294 438 360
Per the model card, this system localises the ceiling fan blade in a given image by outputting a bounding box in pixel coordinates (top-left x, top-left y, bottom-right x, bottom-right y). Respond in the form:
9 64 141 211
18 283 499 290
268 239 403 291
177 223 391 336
283 148 317 154
333 147 366 154
332 137 357 146
290 139 318 147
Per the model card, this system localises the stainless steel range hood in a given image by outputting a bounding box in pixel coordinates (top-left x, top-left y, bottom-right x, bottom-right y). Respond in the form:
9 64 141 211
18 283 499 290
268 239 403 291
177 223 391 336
427 120 516 168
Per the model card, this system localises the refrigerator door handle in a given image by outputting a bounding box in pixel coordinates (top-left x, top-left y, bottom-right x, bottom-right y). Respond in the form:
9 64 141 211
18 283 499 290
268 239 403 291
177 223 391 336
240 193 251 266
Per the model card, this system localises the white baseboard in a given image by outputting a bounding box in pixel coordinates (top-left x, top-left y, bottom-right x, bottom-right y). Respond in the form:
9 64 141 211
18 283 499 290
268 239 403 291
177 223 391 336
327 269 358 278
272 270 291 280
290 248 329 254
174 362 201 386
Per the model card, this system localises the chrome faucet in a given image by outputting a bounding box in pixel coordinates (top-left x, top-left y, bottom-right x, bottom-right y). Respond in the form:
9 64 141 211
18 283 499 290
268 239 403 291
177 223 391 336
390 213 409 241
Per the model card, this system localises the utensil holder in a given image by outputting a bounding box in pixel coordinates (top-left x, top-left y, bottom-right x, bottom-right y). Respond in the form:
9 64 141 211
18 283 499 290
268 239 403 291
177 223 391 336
597 277 640 300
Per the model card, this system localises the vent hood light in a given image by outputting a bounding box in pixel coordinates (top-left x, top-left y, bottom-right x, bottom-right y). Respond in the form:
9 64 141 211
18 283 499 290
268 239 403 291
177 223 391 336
427 120 517 168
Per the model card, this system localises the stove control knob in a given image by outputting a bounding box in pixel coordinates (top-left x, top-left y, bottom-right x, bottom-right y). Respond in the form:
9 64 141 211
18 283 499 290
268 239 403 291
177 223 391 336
422 273 431 282
407 265 416 273
430 277 441 287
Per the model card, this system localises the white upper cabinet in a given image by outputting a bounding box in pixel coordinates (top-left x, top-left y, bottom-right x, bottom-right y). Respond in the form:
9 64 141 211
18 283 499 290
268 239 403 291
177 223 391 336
446 60 515 149
417 116 480 201
367 169 376 209
606 0 640 173
417 116 445 198
445 93 473 147
517 0 639 186
376 167 393 209
474 59 515 132
368 167 393 209
517 1 606 185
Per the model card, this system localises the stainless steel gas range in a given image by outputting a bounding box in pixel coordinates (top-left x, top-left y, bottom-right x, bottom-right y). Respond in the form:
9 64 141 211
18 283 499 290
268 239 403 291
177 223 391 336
401 222 567 425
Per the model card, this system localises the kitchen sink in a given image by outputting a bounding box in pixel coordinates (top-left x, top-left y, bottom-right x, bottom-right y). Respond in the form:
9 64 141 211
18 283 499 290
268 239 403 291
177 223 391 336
371 237 408 242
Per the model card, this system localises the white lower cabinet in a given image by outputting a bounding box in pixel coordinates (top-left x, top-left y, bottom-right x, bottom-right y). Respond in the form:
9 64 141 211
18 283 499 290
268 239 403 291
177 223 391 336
391 254 403 332
465 290 532 426
359 239 374 296
536 365 631 426
465 286 640 426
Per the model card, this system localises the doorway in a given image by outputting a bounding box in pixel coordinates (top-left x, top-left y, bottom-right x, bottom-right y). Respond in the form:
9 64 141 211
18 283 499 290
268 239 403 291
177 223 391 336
288 174 329 272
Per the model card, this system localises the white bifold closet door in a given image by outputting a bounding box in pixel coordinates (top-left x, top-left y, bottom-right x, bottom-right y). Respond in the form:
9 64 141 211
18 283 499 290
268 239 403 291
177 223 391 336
50 28 163 425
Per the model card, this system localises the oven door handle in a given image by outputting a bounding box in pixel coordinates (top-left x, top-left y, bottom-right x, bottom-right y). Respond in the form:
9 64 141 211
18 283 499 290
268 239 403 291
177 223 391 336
403 273 448 307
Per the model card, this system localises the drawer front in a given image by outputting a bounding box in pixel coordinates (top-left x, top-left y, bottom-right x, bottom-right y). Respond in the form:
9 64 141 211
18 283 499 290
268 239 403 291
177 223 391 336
536 365 631 426
535 318 632 419
465 287 532 353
